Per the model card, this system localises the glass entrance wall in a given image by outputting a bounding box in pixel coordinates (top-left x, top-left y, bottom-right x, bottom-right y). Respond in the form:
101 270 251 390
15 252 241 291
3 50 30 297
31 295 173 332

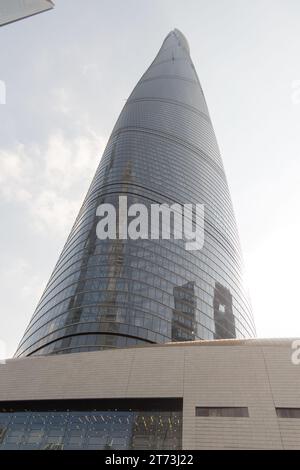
0 399 182 450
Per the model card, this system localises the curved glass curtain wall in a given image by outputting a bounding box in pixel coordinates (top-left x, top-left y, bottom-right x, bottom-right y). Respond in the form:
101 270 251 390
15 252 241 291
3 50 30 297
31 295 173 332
15 29 256 357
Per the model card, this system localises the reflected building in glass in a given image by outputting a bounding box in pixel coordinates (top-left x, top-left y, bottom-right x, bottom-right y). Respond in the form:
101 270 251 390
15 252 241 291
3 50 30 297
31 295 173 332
172 282 196 342
213 282 236 339
15 29 256 358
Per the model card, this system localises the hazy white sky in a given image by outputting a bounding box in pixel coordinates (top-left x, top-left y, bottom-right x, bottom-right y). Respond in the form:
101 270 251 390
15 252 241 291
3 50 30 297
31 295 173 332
0 0 300 357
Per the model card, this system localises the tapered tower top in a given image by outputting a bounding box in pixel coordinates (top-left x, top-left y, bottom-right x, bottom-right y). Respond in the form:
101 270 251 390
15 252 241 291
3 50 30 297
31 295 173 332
160 29 190 53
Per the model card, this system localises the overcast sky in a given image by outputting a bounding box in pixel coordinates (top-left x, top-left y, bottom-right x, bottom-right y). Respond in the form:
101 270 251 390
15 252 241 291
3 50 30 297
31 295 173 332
0 0 300 357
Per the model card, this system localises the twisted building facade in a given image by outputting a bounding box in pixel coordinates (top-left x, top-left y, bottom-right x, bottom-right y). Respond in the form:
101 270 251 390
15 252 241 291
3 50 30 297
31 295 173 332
15 29 256 357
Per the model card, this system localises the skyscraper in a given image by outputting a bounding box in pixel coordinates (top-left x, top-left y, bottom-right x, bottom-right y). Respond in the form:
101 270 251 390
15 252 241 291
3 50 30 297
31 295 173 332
15 29 256 358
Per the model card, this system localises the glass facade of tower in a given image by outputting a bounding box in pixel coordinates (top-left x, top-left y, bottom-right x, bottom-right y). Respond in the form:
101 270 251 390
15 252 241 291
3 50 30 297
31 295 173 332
15 29 256 358
0 0 54 27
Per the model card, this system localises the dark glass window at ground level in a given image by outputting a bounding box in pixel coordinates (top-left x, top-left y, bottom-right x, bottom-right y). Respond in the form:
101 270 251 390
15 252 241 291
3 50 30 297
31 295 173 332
0 399 182 450
195 407 249 417
276 408 300 418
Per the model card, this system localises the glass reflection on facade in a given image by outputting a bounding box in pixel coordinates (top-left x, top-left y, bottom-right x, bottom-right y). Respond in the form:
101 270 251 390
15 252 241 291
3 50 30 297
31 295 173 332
0 400 182 450
15 29 256 358
172 282 196 342
213 282 236 339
